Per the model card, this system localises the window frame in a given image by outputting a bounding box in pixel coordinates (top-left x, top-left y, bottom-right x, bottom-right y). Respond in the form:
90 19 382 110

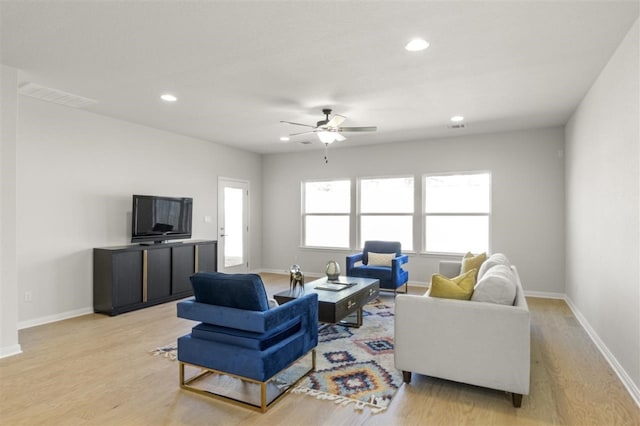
422 171 492 255
301 178 352 249
357 175 415 251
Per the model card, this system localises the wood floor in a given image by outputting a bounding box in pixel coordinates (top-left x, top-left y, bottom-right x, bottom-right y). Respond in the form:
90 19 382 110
1 273 638 425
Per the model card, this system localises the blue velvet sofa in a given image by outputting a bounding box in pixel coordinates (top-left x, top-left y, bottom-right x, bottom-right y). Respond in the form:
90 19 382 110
176 272 318 412
346 240 409 294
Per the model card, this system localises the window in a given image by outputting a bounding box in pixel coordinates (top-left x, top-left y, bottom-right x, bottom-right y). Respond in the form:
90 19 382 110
423 172 490 254
359 176 414 250
302 180 350 248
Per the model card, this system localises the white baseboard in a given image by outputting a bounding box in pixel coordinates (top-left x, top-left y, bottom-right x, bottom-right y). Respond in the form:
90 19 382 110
18 306 94 330
256 268 293 275
564 296 640 408
0 344 22 359
523 290 565 299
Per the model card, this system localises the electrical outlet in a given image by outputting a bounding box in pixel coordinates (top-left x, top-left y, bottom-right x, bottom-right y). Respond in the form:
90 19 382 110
24 291 32 302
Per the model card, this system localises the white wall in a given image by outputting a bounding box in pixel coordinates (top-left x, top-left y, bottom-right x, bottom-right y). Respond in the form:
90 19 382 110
565 19 639 399
262 126 565 294
0 65 21 357
15 96 262 326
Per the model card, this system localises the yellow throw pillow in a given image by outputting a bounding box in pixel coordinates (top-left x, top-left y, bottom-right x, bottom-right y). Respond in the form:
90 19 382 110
368 252 395 266
461 252 487 282
429 269 476 300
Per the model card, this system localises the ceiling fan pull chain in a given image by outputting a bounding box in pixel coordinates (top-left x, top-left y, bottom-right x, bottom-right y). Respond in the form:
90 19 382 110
324 143 329 164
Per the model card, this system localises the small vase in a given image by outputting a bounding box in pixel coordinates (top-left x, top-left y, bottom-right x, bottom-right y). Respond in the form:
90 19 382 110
325 260 340 281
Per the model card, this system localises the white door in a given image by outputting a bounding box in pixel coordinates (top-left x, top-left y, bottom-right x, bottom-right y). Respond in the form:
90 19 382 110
217 178 249 273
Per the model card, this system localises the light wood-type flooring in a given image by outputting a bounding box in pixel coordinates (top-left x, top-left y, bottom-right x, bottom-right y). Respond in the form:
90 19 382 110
1 273 638 425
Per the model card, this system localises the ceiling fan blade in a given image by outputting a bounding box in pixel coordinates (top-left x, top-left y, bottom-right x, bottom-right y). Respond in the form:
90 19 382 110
337 126 377 132
289 130 317 137
326 114 346 128
280 120 317 129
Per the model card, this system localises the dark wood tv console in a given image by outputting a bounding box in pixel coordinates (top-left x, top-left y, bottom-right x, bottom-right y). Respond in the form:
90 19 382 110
93 240 217 316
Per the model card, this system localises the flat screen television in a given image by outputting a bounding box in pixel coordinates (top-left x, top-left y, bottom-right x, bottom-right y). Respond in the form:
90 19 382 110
131 195 193 244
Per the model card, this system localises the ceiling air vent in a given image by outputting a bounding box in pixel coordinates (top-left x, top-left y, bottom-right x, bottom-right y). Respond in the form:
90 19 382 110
18 82 97 108
448 123 466 129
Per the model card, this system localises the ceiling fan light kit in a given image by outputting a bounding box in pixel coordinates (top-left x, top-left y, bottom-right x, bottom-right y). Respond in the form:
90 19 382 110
318 131 337 144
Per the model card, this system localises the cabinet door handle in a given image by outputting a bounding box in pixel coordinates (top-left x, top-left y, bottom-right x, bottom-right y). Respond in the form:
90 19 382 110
347 300 355 309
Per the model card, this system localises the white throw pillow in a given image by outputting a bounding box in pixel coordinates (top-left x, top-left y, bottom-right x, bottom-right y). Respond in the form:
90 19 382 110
471 264 517 305
368 252 395 266
268 298 279 309
477 253 511 280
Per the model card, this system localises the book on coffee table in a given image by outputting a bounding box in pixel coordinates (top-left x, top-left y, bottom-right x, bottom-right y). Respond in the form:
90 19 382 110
314 281 356 291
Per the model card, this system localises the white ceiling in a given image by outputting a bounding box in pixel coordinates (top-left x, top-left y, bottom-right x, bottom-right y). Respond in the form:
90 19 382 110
1 1 638 154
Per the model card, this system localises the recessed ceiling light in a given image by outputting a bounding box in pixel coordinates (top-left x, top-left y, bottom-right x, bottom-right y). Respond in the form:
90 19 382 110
160 94 177 102
405 38 429 52
280 136 290 142
451 115 464 122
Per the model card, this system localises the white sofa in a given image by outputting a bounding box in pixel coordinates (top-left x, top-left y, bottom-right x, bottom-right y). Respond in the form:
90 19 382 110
394 259 530 407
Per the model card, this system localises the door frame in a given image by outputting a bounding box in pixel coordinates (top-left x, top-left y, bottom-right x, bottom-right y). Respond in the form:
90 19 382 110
217 177 250 273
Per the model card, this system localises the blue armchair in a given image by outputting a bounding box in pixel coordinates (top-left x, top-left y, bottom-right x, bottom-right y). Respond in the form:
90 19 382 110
346 241 409 294
177 272 318 412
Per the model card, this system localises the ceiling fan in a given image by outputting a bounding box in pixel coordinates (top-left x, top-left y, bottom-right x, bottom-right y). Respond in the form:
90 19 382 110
280 108 377 145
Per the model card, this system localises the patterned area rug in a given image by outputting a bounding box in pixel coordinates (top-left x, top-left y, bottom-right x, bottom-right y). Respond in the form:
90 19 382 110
150 343 177 360
151 297 402 413
291 297 402 413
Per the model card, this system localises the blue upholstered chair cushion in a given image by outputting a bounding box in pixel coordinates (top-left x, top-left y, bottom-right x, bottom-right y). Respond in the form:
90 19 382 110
346 240 409 291
190 271 270 312
191 316 302 350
